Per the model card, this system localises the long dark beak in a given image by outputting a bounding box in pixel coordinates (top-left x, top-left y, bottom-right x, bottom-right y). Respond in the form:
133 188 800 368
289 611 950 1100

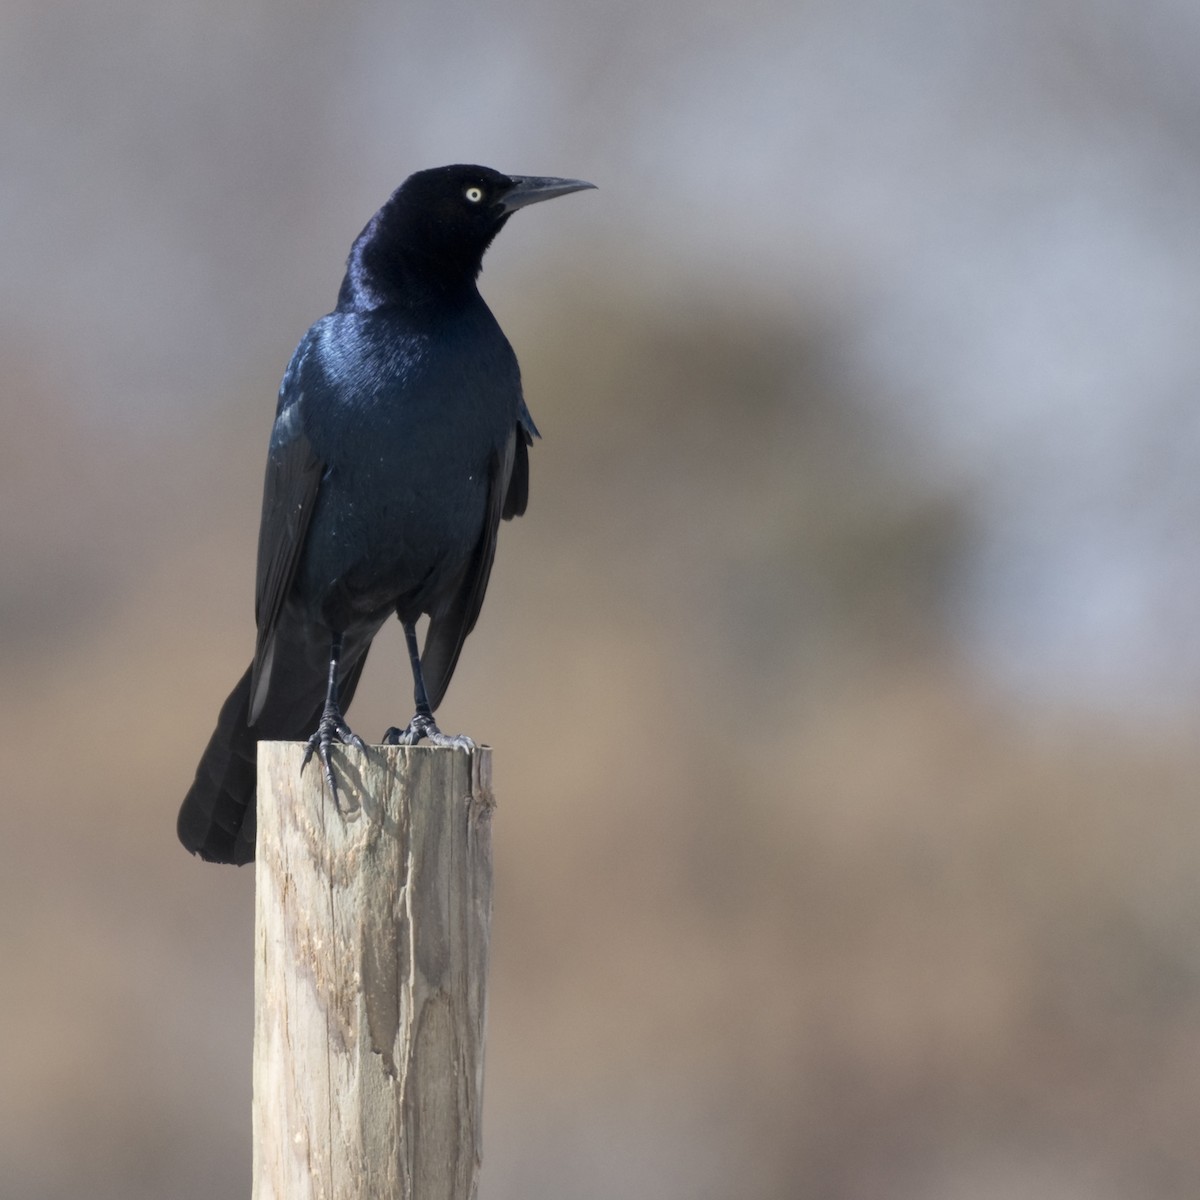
500 176 597 214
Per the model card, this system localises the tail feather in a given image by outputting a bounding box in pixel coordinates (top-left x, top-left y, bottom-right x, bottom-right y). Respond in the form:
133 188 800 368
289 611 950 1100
177 666 262 865
178 640 373 864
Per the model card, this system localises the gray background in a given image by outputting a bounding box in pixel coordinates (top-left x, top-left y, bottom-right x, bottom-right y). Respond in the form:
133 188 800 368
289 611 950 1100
3 1 1200 1196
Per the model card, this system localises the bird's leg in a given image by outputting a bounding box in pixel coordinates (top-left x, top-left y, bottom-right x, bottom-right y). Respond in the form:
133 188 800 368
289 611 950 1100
301 631 368 806
382 620 475 749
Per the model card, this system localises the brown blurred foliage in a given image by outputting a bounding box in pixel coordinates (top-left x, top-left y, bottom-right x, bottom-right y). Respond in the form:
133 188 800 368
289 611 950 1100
3 278 1199 1200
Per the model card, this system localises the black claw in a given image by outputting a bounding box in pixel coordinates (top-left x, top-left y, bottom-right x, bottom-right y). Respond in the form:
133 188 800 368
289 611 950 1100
302 705 366 810
382 713 474 750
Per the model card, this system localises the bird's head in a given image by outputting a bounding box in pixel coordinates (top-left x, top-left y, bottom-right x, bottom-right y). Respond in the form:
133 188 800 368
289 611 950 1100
343 164 595 307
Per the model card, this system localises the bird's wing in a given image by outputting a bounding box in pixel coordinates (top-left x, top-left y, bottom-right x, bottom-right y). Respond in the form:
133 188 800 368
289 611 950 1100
249 349 326 724
501 401 537 519
421 420 525 711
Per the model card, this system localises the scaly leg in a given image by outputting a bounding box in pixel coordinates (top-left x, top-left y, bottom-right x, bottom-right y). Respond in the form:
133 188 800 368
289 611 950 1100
301 631 368 805
383 620 475 749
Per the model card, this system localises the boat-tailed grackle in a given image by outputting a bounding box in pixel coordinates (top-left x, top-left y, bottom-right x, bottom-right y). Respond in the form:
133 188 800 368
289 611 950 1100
177 164 594 864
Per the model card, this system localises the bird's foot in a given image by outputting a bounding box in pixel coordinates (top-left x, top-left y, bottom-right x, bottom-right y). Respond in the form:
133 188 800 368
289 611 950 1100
383 713 475 750
301 706 368 808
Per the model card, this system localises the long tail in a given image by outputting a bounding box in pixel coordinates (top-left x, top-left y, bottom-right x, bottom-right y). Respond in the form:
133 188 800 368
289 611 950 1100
177 665 263 865
179 633 374 864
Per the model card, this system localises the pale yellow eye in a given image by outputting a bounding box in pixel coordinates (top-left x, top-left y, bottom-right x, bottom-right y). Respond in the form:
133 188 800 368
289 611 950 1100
465 186 484 203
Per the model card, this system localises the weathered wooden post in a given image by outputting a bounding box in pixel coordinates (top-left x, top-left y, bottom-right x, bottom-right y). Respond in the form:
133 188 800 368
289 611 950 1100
251 742 494 1200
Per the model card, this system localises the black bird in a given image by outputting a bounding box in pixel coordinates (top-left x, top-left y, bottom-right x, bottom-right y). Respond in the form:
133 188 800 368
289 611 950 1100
178 164 594 865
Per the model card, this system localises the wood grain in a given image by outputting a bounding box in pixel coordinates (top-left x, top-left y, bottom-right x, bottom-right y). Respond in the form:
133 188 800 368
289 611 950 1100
252 742 494 1200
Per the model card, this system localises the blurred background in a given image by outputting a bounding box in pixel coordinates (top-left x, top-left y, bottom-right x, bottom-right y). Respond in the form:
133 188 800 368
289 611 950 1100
3 0 1200 1196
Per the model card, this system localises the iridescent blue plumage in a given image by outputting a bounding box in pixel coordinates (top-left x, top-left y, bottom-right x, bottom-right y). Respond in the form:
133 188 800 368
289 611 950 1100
179 165 592 863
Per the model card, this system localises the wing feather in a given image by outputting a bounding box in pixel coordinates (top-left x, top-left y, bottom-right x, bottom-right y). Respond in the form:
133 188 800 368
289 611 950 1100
248 379 326 723
420 425 518 711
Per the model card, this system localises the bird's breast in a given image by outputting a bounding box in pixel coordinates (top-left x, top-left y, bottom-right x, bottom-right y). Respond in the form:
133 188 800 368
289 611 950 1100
289 304 519 624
